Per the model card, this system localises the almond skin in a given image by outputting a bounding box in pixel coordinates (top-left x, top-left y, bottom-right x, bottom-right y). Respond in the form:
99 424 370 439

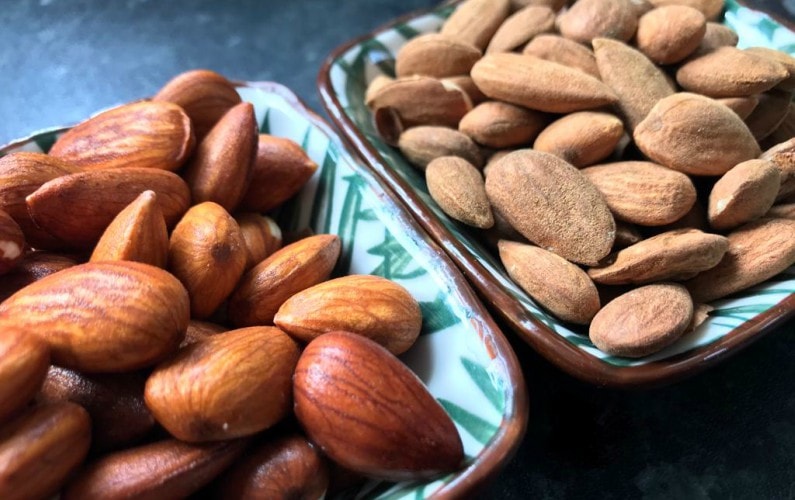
398 126 483 170
533 111 624 168
486 5 555 53
498 240 600 324
49 100 195 171
745 46 795 91
590 283 694 358
396 33 482 78
440 0 511 50
694 22 739 55
145 326 300 442
367 76 473 130
458 101 548 149
293 331 464 481
761 138 795 200
0 261 189 373
0 209 24 275
234 213 283 271
181 320 228 347
745 89 793 141
717 95 760 120
522 34 600 78
676 47 789 97
708 159 781 231
275 274 422 355
558 0 639 44
0 329 49 424
425 156 494 229
0 251 76 303
635 5 706 64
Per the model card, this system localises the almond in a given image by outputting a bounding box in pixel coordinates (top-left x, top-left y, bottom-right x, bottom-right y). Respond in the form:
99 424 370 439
745 46 795 91
533 111 624 168
425 156 494 229
0 261 189 373
145 326 300 442
686 218 795 303
635 5 706 64
716 95 760 120
49 100 195 171
0 329 49 424
367 76 473 130
293 331 463 481
498 240 600 324
589 283 693 358
676 47 788 97
761 138 795 200
181 320 228 347
694 21 739 55
767 203 795 219
558 0 639 43
398 126 483 169
647 0 723 20
0 251 76 303
510 0 566 10
442 75 489 105
486 5 555 53
522 34 600 78
458 101 548 149
234 213 283 270
745 89 793 141
708 159 781 230
0 209 24 275
440 0 511 50
364 75 395 107
396 33 482 78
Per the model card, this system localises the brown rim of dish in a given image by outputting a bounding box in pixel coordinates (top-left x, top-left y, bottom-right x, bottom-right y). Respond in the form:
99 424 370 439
316 1 795 390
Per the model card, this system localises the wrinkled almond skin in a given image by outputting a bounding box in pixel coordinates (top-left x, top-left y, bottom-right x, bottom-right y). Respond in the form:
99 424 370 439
399 126 483 169
227 234 341 327
396 33 482 78
709 159 781 231
498 240 600 324
368 76 473 130
425 156 494 229
533 111 624 168
0 329 49 424
633 92 761 176
145 326 300 442
153 69 243 141
458 101 548 149
0 402 91 500
588 229 729 285
90 190 169 267
761 138 795 200
635 5 706 64
686 218 795 303
235 213 283 270
522 34 600 78
486 5 555 53
440 0 511 50
182 102 257 213
275 274 422 355
49 100 194 172
63 438 246 500
26 167 191 249
241 134 318 213
0 210 24 275
293 331 463 481
485 150 616 265
0 261 189 373
676 47 788 97
582 161 697 226
0 251 76 303
39 366 154 452
558 0 639 44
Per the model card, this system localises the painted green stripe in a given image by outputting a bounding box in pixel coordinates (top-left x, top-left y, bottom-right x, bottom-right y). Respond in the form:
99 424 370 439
565 334 594 348
33 132 58 153
434 4 457 19
308 147 338 232
332 174 366 276
601 356 640 367
438 398 498 445
259 108 271 134
300 126 312 150
712 304 773 315
394 23 421 40
367 231 427 279
712 321 741 329
461 357 504 413
419 294 461 334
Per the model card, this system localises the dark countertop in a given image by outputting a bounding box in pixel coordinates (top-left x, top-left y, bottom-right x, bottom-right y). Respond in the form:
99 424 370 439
1 1 793 498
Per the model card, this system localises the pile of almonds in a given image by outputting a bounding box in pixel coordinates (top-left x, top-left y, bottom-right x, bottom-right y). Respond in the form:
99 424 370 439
366 0 795 358
0 70 463 499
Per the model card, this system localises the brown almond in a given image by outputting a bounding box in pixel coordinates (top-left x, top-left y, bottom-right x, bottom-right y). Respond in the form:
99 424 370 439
459 101 548 149
275 274 422 354
365 75 395 107
368 76 473 130
633 92 761 176
440 0 511 50
717 95 760 120
0 251 76 303
558 0 639 44
442 75 489 105
745 47 795 91
0 330 49 424
49 100 194 171
686 218 795 302
486 5 555 53
234 213 283 270
396 33 482 78
0 209 24 275
761 138 795 200
498 240 600 324
636 5 706 64
398 126 484 170
426 156 494 229
694 21 739 55
181 320 228 347
485 150 616 265
588 229 728 284
708 159 781 230
766 203 795 219
647 0 723 20
590 283 694 358
655 200 710 232
745 89 793 141
522 34 600 78
676 47 788 97
511 0 566 10
533 111 624 167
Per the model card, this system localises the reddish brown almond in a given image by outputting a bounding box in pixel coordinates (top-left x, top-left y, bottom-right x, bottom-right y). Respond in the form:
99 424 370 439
275 274 422 355
590 283 694 357
648 0 723 20
368 76 473 131
686 218 795 302
145 326 300 442
633 92 761 176
90 190 169 267
717 95 760 120
0 210 24 275
235 213 283 270
216 434 329 499
745 89 793 141
39 367 154 452
677 47 788 97
486 5 555 53
49 100 194 171
0 330 49 424
745 47 795 91
228 234 340 327
426 156 494 229
558 0 639 43
761 138 795 200
0 402 91 500
396 33 482 78
471 53 618 113
588 229 729 284
709 159 781 230
0 261 189 373
0 251 76 303
533 111 624 167
398 126 483 170
440 0 511 50
458 101 548 149
241 134 318 212
26 167 191 249
636 5 706 64
293 331 463 481
182 102 257 213
695 22 739 55
63 438 246 500
498 240 600 324
168 202 247 319
522 34 600 78
485 150 616 265
181 320 228 347
153 69 242 141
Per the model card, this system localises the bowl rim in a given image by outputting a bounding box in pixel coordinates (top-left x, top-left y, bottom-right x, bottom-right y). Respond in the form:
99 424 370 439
0 80 529 500
315 2 795 389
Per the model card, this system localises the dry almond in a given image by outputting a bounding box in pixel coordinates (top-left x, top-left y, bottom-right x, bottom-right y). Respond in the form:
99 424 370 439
655 200 710 232
498 240 600 324
582 161 696 226
234 213 283 270
367 76 473 130
364 75 394 107
761 138 795 200
510 0 566 11
694 21 739 55
633 92 761 176
485 149 616 265
275 274 422 354
745 46 795 91
588 229 728 284
396 33 482 78
293 331 463 481
459 101 548 149
635 5 706 64
558 0 639 43
0 261 189 373
676 47 788 97
181 320 228 347
49 100 194 171
767 203 795 219
440 0 511 50
717 95 760 120
0 210 24 275
398 126 483 170
442 75 489 105
0 330 49 424
425 156 494 229
745 89 793 141
533 111 624 168
590 283 694 357
0 251 76 303
647 0 723 20
686 218 795 302
522 34 600 78
486 5 555 53
471 53 618 113
708 159 781 230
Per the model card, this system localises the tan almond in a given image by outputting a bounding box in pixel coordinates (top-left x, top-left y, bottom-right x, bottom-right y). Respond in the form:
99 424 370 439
676 47 788 97
0 209 24 275
588 229 728 284
533 111 624 168
686 218 795 302
766 203 795 219
459 101 548 149
655 200 710 232
0 251 76 303
647 0 723 20
426 156 493 229
745 89 793 141
761 138 795 200
498 240 600 324
745 47 795 91
486 5 555 53
590 283 694 358
636 5 706 64
694 21 739 55
633 92 761 176
522 34 600 78
181 320 228 347
716 95 760 120
234 213 283 270
442 75 489 105
368 76 472 130
510 0 566 11
396 34 482 78
440 0 511 50
49 100 194 171
0 330 49 424
365 75 395 107
485 150 616 265
558 0 639 44
397 126 483 170
708 159 781 230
